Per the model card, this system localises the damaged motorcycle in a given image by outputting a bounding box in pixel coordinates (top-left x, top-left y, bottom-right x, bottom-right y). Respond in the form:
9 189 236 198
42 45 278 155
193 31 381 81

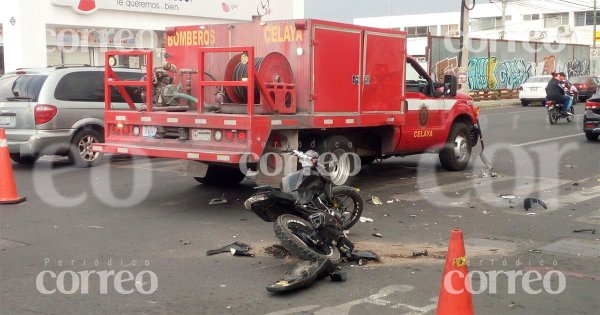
244 149 364 291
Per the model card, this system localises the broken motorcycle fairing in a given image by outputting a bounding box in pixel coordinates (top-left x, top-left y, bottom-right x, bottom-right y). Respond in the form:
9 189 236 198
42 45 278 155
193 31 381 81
266 258 336 293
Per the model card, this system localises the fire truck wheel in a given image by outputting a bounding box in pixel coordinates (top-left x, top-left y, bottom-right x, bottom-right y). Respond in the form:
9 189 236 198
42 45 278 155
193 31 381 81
68 129 104 167
319 135 356 185
194 165 246 186
439 122 472 171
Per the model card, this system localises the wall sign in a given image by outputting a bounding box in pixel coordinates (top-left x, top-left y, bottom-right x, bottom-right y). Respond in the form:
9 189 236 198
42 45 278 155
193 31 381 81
51 0 292 21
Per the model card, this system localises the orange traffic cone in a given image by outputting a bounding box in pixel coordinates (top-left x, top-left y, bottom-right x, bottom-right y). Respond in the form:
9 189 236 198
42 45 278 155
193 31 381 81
0 129 26 204
437 229 474 315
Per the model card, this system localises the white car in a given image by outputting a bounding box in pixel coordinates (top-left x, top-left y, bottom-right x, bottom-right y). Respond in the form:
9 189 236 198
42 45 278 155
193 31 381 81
518 75 552 106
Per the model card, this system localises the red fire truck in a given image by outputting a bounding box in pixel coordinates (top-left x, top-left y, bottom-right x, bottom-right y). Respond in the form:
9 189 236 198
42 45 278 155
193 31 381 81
95 18 480 186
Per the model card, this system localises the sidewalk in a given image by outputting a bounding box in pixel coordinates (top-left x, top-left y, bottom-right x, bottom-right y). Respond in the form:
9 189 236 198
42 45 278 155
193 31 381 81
474 98 521 110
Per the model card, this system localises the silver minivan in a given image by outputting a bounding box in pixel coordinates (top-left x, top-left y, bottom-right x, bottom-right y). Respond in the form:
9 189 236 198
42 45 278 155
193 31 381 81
0 66 142 166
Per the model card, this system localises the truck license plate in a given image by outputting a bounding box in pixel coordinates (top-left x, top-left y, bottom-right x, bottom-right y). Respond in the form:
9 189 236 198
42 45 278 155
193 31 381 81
0 116 11 125
530 87 538 91
142 126 157 138
192 129 211 141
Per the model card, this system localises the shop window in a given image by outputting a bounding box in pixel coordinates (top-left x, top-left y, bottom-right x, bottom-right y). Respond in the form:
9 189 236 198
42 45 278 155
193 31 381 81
405 26 431 37
544 13 569 28
575 11 600 26
524 14 540 21
441 24 459 36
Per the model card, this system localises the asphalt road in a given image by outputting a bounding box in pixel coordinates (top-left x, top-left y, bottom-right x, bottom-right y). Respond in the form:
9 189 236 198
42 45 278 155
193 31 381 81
1 103 599 315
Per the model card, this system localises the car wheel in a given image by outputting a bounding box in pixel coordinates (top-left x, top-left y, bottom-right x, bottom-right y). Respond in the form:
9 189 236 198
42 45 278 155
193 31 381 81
439 122 472 171
585 131 598 141
521 100 530 106
9 153 38 164
68 129 104 167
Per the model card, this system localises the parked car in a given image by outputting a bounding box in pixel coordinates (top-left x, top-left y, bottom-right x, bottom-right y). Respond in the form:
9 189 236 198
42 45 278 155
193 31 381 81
570 76 600 101
518 75 552 106
584 90 600 141
0 66 142 166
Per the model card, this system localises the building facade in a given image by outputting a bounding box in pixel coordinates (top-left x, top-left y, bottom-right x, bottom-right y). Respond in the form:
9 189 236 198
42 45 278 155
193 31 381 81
0 0 303 74
354 0 599 62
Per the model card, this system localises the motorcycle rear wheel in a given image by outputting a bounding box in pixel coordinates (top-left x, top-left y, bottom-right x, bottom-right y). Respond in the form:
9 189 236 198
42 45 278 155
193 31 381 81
274 214 341 263
548 110 558 124
330 186 364 230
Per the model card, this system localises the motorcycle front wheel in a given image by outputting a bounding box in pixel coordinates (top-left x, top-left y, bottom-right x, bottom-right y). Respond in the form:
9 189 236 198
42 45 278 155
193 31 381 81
274 214 341 263
330 186 364 230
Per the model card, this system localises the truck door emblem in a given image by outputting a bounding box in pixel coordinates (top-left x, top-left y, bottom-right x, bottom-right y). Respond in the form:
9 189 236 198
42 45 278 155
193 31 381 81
418 104 429 127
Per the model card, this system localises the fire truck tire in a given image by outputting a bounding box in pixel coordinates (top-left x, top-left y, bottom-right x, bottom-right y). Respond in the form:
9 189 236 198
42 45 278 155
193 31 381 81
439 122 472 171
274 214 342 264
68 129 104 167
194 165 246 186
319 135 356 185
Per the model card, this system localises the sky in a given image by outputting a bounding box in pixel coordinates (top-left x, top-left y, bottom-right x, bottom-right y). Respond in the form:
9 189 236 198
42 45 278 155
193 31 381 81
303 0 461 23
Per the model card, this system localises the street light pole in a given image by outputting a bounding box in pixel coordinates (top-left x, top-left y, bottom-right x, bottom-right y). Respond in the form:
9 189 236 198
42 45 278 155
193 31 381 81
500 0 507 40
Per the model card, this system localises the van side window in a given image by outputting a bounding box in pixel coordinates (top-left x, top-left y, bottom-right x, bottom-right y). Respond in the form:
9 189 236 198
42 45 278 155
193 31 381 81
54 71 142 103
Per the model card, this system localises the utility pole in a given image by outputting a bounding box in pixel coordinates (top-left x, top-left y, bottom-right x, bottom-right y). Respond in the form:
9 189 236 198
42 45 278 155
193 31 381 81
594 0 597 48
458 0 471 92
500 0 508 40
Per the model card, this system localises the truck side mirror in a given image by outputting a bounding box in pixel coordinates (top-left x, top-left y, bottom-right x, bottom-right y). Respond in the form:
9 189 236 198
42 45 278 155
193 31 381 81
444 75 458 97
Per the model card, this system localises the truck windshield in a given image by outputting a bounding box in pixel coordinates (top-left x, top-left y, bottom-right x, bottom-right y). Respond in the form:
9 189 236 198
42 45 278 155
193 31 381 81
0 74 48 102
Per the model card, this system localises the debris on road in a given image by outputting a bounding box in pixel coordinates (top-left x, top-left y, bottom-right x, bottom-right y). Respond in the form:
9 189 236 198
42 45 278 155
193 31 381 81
209 195 228 205
526 213 536 216
359 216 374 223
572 182 579 186
206 242 251 256
528 249 541 253
179 240 191 245
412 250 428 257
329 271 347 282
386 200 394 204
264 244 292 258
500 194 516 199
573 229 596 234
347 250 380 263
372 233 383 238
369 196 383 205
87 225 104 229
524 198 547 211
230 248 255 257
266 258 336 293
508 301 525 309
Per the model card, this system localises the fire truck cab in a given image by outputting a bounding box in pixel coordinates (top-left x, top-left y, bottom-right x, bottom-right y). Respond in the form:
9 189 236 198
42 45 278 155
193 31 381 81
96 18 479 186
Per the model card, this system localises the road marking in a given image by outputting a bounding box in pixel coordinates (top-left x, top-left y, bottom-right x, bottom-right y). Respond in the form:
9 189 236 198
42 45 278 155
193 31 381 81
512 133 585 147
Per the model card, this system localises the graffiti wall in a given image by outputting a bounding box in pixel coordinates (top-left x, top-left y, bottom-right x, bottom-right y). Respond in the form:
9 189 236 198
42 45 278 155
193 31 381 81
429 37 592 91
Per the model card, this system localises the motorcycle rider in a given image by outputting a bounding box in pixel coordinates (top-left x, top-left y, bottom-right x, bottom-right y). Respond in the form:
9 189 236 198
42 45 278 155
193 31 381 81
545 72 573 116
